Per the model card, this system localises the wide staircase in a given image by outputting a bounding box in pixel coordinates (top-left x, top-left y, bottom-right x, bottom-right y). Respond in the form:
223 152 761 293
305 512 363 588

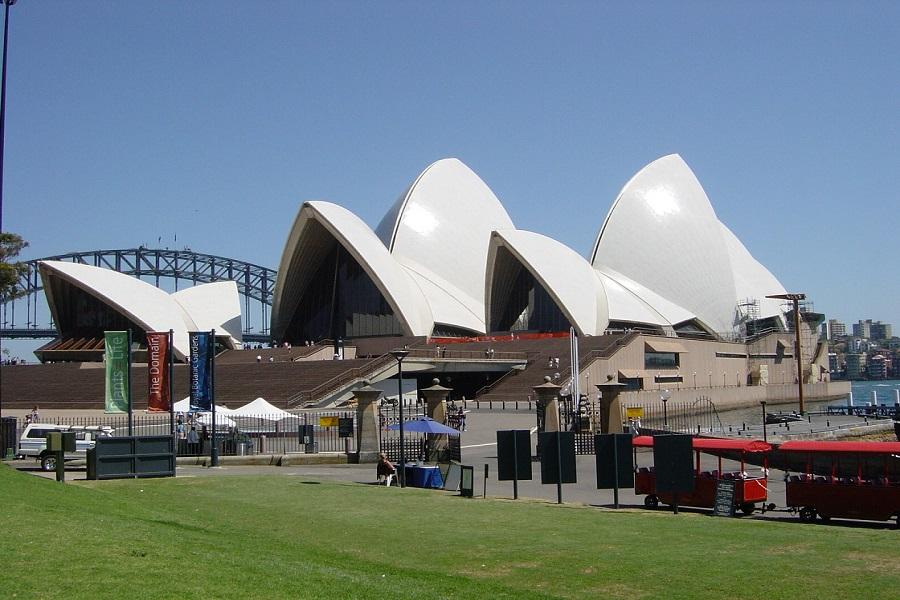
0 355 376 411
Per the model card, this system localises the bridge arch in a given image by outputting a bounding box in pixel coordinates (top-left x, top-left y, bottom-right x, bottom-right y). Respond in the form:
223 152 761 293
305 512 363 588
1 248 277 342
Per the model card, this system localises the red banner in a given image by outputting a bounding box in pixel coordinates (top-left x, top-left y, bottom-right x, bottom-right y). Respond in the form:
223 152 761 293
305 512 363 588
147 332 170 412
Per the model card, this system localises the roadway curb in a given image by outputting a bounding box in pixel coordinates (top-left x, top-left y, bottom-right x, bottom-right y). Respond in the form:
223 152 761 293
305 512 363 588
175 453 350 467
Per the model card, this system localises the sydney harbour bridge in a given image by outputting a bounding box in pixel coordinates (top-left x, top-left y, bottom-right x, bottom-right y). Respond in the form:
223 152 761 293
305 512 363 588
1 248 276 343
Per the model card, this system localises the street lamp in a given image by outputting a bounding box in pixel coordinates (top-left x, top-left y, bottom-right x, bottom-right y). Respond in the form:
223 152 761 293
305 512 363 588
767 292 807 414
660 389 671 429
390 349 410 487
760 400 768 442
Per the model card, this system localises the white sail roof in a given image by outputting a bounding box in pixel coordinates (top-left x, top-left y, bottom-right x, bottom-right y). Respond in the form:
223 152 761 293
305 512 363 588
172 281 243 348
486 229 609 336
376 158 515 333
271 201 433 340
39 260 197 359
590 155 739 333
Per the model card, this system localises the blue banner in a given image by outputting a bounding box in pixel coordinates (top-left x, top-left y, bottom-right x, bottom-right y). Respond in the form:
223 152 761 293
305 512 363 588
189 331 212 412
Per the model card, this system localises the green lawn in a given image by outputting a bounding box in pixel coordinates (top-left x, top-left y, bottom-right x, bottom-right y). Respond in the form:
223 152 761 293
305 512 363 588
1 466 897 599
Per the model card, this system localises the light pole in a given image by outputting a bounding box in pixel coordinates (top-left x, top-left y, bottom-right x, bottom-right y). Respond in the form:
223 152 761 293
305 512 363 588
660 389 671 430
760 400 768 442
0 0 15 233
767 293 807 414
390 349 410 487
0 0 15 422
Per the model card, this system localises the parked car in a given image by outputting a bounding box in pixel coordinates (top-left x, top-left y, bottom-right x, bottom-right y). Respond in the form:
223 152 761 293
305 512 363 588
18 424 114 471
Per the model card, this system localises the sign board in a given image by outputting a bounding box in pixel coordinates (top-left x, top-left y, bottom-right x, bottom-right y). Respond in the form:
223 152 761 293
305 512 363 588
496 430 532 481
87 436 175 480
595 433 634 489
337 418 354 438
712 479 737 517
539 431 577 484
625 407 645 419
443 461 462 491
318 416 339 427
653 434 694 494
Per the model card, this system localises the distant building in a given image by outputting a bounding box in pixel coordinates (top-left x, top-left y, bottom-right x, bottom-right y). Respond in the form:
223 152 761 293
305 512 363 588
845 353 866 380
867 355 887 380
852 320 871 338
869 321 892 340
827 319 846 339
828 352 840 376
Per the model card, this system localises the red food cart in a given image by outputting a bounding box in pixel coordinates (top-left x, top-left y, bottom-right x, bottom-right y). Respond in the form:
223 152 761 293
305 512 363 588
632 436 771 515
780 440 900 524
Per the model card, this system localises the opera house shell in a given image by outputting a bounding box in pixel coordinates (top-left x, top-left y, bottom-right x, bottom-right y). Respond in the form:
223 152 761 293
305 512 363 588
271 155 788 343
37 260 242 361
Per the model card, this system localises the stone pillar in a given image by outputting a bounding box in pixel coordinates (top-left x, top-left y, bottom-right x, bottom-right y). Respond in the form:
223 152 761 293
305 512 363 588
533 376 561 458
421 378 452 462
595 376 627 434
353 380 383 464
533 376 561 433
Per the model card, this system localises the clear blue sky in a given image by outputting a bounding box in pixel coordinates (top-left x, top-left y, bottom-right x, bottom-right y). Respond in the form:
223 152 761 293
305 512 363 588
2 2 898 356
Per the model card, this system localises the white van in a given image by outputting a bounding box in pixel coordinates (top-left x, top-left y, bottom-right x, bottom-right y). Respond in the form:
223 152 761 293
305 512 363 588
18 424 115 471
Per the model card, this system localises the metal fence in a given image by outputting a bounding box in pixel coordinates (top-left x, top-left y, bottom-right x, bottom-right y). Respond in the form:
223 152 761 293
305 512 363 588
623 396 725 435
9 412 358 457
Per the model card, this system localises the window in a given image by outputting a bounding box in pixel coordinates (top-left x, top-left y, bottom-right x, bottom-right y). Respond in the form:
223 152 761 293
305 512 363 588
645 351 679 369
654 375 684 384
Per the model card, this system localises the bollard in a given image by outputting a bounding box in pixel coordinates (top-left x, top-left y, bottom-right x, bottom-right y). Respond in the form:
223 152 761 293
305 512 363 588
826 420 830 427
808 415 811 423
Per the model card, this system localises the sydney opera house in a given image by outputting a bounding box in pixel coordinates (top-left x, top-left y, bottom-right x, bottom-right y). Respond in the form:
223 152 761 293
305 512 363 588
272 154 789 343
5 154 846 421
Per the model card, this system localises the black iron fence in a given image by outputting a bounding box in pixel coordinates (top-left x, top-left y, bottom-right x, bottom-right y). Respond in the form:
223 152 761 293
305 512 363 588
623 396 724 435
7 412 358 457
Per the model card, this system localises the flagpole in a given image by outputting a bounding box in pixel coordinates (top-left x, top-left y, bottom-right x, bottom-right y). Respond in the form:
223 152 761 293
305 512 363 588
210 329 218 467
127 329 133 436
168 329 174 445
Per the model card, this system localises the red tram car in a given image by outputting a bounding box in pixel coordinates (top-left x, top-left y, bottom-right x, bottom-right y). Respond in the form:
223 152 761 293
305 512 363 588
780 440 900 524
632 436 771 515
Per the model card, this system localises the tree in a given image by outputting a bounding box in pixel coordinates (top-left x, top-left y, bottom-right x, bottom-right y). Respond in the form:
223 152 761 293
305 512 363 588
0 232 29 301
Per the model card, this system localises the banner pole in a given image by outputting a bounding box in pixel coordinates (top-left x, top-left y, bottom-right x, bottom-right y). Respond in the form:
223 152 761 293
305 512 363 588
127 329 133 436
168 329 174 444
210 329 218 467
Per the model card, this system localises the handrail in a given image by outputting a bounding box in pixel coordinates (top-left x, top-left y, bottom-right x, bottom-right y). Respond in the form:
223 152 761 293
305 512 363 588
286 354 394 407
406 347 529 361
473 360 531 398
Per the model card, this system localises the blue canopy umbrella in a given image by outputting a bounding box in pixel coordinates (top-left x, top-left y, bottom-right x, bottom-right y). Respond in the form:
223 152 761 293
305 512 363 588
388 416 461 435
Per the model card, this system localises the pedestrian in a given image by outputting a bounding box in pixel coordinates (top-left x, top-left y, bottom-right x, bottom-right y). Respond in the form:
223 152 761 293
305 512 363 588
30 405 40 423
256 355 262 363
547 357 554 368
376 453 397 486
187 426 200 454
457 407 466 431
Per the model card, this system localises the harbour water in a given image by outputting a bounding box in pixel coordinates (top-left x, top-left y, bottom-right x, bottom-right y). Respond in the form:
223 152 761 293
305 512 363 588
713 379 900 431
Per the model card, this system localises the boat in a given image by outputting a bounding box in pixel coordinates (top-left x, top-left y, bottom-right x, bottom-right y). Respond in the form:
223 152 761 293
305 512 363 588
765 412 804 425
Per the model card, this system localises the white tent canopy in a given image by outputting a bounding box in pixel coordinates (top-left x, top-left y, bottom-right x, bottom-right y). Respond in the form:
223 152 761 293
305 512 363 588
196 412 236 428
228 397 294 421
173 397 235 414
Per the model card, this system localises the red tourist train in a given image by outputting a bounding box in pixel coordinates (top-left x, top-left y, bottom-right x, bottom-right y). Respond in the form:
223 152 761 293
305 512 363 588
631 436 771 515
780 440 900 524
631 436 900 525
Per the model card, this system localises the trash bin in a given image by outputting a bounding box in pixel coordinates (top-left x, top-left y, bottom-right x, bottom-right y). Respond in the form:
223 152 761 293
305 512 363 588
237 442 248 456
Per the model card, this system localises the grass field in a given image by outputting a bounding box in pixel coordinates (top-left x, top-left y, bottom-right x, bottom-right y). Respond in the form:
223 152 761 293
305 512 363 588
1 466 897 599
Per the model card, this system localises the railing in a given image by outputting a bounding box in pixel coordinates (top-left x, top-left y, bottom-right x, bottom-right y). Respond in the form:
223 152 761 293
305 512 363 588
623 396 725 435
8 411 358 457
287 354 395 407
407 347 529 361
473 360 531 398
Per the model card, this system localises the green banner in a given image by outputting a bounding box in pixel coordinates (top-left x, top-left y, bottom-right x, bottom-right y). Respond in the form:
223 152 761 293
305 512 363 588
104 331 130 414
